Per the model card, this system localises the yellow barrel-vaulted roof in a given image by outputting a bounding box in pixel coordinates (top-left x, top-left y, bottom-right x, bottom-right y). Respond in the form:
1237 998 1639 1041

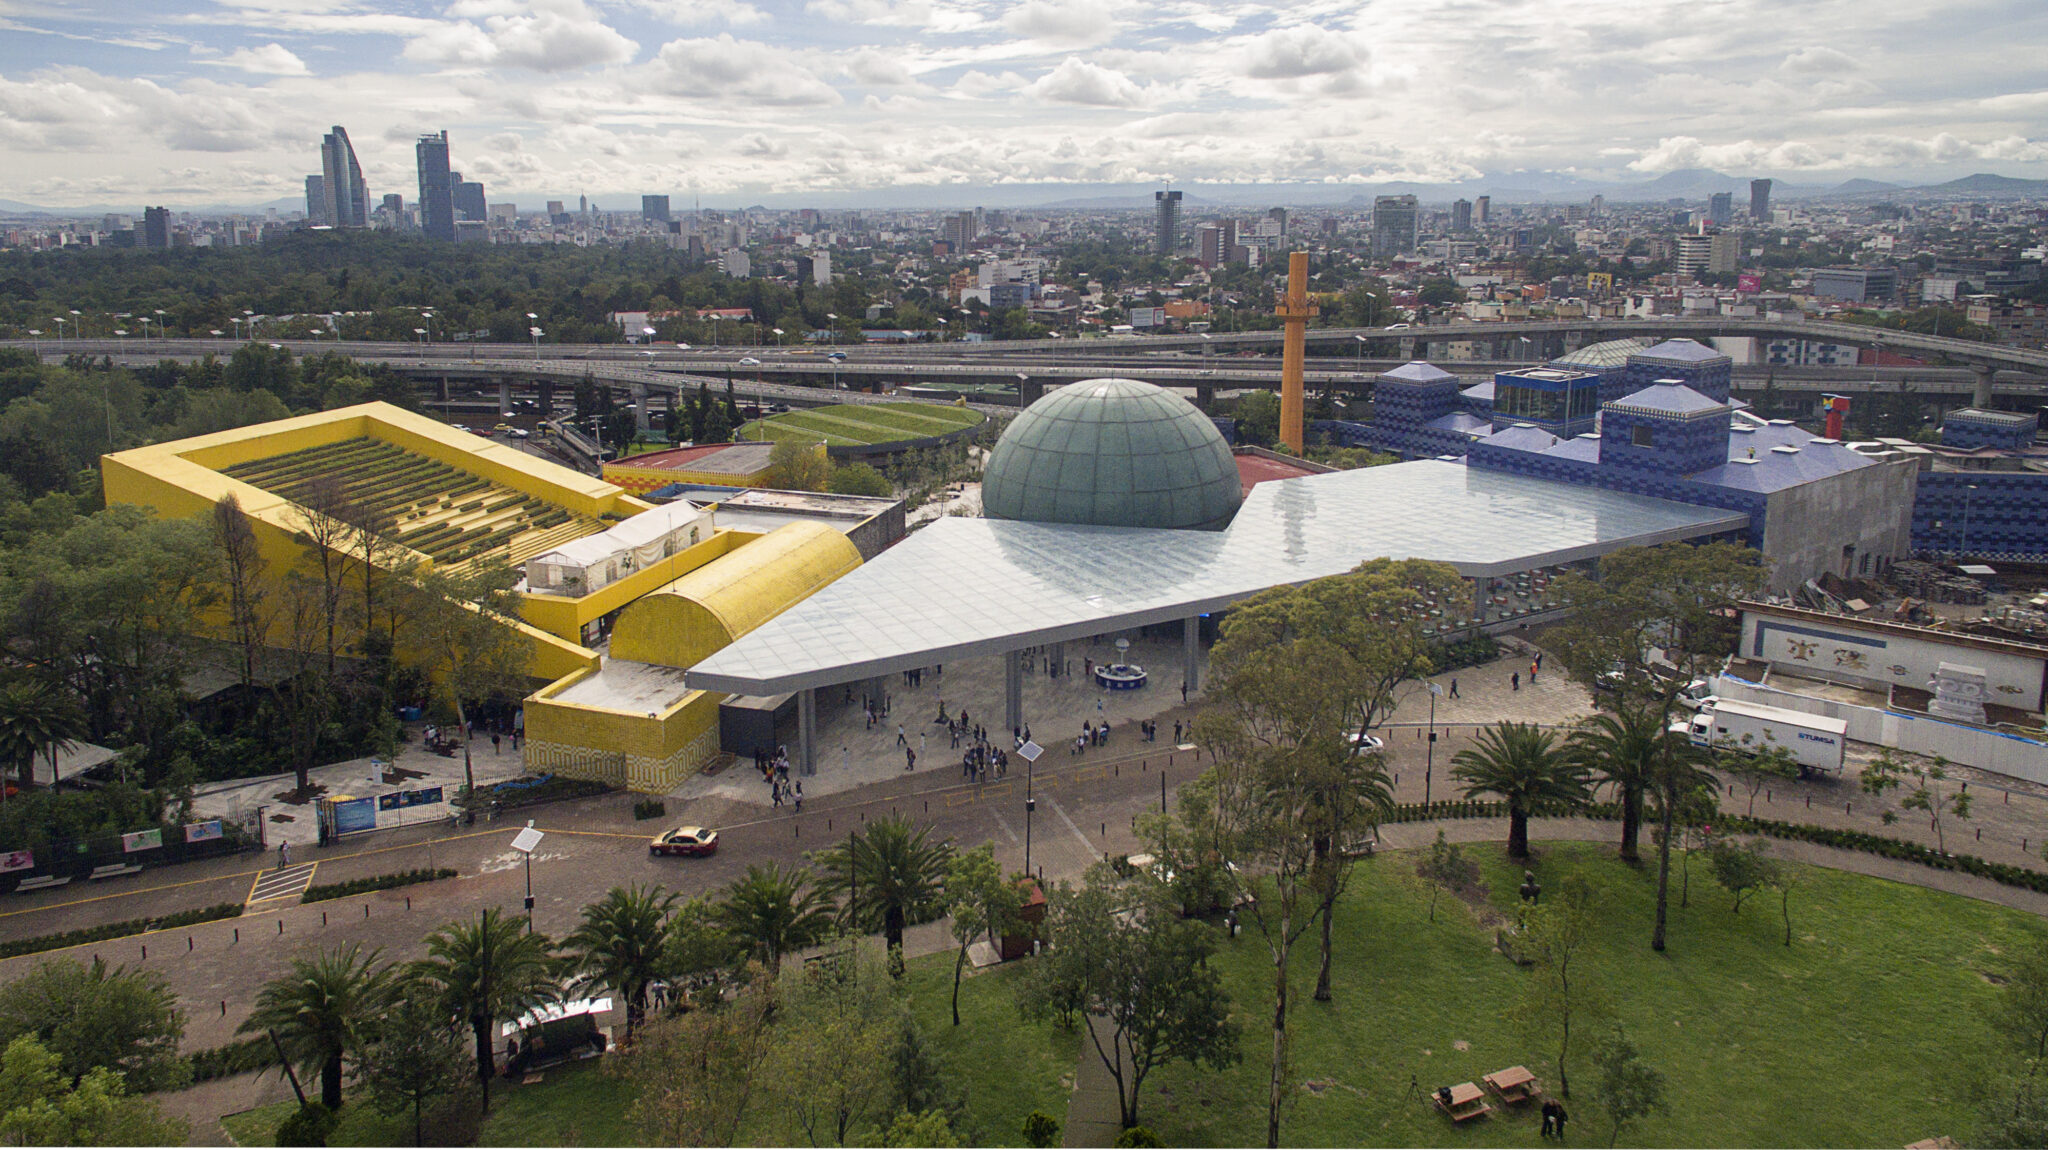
608 520 861 670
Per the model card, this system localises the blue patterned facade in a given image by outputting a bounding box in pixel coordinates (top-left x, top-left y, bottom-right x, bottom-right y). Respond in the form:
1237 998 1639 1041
1308 418 1478 459
1940 409 2038 452
1624 350 1732 404
1468 437 1769 546
1911 471 2048 559
1376 374 1459 427
1598 404 1734 476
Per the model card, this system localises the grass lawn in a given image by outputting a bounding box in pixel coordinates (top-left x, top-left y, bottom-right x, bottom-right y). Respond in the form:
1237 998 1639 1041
1126 841 2045 1147
738 402 982 447
213 842 2038 1147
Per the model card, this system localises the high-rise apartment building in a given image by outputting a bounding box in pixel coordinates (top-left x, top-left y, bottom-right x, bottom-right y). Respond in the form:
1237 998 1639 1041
1198 219 1238 267
320 126 369 228
1674 229 1740 277
1708 191 1733 226
304 174 328 225
940 210 978 252
416 132 455 241
142 206 171 250
546 200 564 217
1475 195 1491 224
1154 190 1182 257
1750 178 1772 220
1589 194 1604 217
449 173 487 223
1451 199 1473 232
642 195 670 223
1267 207 1287 237
1371 195 1419 258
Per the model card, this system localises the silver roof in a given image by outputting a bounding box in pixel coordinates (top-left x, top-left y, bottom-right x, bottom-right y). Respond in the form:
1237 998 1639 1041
684 460 1749 694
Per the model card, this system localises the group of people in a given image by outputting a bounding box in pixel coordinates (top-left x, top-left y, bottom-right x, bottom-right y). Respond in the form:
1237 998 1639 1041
1072 719 1111 755
756 746 803 810
420 712 524 756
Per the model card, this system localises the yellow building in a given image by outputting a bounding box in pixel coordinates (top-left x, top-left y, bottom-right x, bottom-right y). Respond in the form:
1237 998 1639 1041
101 402 869 793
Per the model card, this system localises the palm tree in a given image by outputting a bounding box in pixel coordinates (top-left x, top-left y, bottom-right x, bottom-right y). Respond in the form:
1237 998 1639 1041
1567 712 1669 865
1451 722 1589 859
816 815 954 970
713 863 836 976
412 908 558 1114
0 679 85 794
239 943 395 1111
560 884 676 1038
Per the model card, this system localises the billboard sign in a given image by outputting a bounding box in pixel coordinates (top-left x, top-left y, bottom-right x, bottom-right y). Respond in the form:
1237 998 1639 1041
332 797 377 836
121 829 164 854
1737 272 1763 293
184 820 224 844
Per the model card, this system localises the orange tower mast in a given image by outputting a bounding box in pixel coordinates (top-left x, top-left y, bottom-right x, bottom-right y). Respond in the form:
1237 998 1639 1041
1275 250 1318 454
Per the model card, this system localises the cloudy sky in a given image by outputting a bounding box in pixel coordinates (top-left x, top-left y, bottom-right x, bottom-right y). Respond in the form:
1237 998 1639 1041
2 0 2046 209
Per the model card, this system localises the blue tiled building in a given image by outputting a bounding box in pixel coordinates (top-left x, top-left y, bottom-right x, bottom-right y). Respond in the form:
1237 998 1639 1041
1940 408 2039 452
1912 472 2048 561
1623 338 1734 404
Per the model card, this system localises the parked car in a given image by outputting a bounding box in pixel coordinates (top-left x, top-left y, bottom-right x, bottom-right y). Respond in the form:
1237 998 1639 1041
649 825 718 857
1348 732 1385 754
502 1000 608 1076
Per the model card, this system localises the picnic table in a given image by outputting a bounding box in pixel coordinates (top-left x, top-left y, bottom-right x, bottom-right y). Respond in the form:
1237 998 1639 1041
1434 1081 1493 1123
1483 1065 1539 1104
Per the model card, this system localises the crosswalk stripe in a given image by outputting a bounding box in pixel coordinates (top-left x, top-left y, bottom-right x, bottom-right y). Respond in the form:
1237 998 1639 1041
244 863 317 907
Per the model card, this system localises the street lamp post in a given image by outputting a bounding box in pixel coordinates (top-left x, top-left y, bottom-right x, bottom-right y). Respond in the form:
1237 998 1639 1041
1962 484 1978 558
510 823 544 933
529 325 544 362
25 329 39 355
1355 333 1367 363
154 309 167 339
52 316 67 346
1424 681 1442 807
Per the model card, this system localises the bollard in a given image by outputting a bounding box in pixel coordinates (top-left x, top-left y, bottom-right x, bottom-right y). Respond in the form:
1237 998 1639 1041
828 818 833 831
1846 803 1852 815
1805 796 1810 809
924 800 929 813
322 912 328 926
188 936 193 952
794 825 800 839
221 1001 227 1017
233 928 239 944
1766 790 1772 803
405 896 411 911
364 904 369 918
1115 763 1119 777
860 811 865 823
278 920 283 935
141 945 146 960
1101 822 1106 837
1977 827 1982 841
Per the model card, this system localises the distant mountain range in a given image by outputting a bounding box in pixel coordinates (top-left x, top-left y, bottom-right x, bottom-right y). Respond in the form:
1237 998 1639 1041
5 172 2047 217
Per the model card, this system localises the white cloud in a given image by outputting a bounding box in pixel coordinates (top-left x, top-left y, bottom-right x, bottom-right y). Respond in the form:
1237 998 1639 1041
0 68 309 154
1778 46 1860 75
842 49 917 88
218 43 310 76
626 0 770 26
643 35 843 106
404 0 637 72
1241 24 1363 79
803 0 937 27
1024 57 1145 107
1003 0 1117 47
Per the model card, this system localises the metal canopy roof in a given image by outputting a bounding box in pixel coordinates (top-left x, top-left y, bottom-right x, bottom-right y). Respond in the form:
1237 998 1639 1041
684 460 1749 695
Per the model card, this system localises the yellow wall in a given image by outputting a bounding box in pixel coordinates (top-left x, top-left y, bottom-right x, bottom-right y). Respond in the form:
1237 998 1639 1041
604 461 770 494
515 529 760 643
521 673 723 792
609 520 862 669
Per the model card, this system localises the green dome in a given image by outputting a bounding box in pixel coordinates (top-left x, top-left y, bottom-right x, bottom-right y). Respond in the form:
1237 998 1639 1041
982 378 1242 530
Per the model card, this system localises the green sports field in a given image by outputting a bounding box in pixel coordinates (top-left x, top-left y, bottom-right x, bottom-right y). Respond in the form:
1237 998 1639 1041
738 401 983 447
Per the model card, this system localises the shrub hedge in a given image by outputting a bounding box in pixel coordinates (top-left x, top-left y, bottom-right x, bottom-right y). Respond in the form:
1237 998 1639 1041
300 867 457 904
0 901 243 960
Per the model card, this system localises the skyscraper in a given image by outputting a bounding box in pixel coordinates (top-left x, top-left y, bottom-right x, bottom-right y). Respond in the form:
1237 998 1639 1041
1475 195 1491 224
1371 195 1419 258
142 206 171 250
1267 207 1287 237
304 174 328 225
1154 190 1182 257
1708 191 1733 226
416 132 455 241
642 195 670 223
1451 199 1473 232
451 175 487 223
1750 178 1772 220
320 126 369 228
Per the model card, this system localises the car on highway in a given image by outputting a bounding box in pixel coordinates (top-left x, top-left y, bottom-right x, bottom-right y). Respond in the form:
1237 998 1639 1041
738 356 762 366
493 423 530 439
827 351 848 361
649 825 718 857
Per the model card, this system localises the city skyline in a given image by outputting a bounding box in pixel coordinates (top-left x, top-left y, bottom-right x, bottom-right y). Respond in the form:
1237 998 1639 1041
0 1 2046 209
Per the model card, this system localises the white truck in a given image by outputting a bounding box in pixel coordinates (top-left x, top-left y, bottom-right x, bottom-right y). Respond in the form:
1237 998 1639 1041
1678 698 1848 776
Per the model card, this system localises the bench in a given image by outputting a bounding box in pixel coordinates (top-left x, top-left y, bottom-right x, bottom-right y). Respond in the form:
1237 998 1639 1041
1483 1066 1539 1105
89 864 143 880
13 875 69 893
1434 1082 1493 1123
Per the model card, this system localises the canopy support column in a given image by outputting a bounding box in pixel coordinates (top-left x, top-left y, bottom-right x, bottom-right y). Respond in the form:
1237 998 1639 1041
1183 616 1202 696
798 687 817 777
1005 649 1024 738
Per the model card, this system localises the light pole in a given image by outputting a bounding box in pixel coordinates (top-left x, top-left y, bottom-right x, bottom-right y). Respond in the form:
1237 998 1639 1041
210 329 224 346
153 309 167 339
1424 681 1442 807
242 309 255 341
937 317 948 343
529 324 544 361
1962 484 1978 558
1355 333 1367 363
413 327 428 353
826 313 838 346
137 317 151 341
510 823 543 933
25 329 39 354
52 316 66 346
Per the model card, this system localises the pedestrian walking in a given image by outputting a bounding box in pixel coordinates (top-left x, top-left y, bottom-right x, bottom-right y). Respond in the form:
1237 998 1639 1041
1530 660 1539 683
277 841 290 870
1173 719 1182 743
793 782 803 812
1449 678 1459 699
491 731 501 755
905 746 916 771
772 782 783 808
1181 680 1188 703
1511 671 1520 691
896 724 906 747
1534 651 1543 670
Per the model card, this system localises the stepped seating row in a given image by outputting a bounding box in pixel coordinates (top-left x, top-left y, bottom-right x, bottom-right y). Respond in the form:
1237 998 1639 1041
219 438 602 571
